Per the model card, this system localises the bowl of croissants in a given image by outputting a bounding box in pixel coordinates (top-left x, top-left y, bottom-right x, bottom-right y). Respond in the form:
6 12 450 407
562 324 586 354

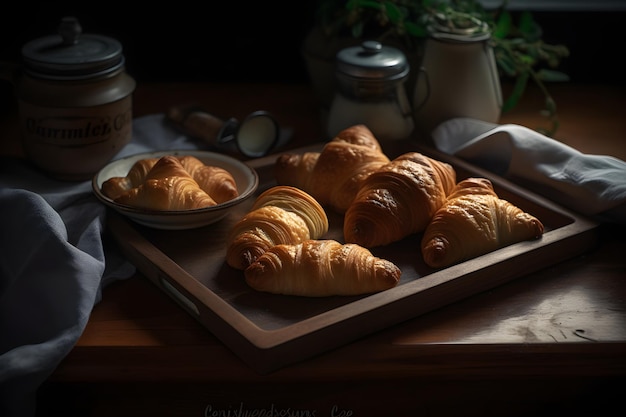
92 150 259 229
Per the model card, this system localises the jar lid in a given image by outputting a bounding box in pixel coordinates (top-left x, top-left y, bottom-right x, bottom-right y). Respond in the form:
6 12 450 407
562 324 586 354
336 41 409 81
21 16 125 80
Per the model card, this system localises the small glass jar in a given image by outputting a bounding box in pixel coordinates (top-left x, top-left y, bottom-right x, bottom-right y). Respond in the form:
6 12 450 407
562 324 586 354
327 41 414 142
14 17 136 180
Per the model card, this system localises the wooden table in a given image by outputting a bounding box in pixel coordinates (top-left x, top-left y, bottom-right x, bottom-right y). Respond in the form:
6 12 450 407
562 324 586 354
2 82 625 417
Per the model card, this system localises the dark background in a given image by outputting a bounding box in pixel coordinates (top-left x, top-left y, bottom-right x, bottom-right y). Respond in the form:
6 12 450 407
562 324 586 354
0 2 318 84
1 1 624 85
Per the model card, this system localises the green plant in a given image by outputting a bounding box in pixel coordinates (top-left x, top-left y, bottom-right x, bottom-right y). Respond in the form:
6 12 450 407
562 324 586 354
314 0 570 136
316 0 428 47
490 6 570 135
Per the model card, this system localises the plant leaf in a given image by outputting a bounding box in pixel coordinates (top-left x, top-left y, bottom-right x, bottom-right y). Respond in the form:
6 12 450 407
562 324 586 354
518 11 542 41
405 21 428 38
383 1 403 24
492 10 512 39
537 69 570 82
544 96 557 115
518 53 536 66
495 52 518 77
502 72 529 113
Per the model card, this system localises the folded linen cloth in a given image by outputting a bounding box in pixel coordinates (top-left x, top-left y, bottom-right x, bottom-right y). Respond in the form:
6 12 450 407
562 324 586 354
0 114 201 416
431 117 626 224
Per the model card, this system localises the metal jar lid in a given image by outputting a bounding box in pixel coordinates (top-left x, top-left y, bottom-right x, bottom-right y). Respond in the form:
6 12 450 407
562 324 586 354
21 16 125 81
335 40 409 81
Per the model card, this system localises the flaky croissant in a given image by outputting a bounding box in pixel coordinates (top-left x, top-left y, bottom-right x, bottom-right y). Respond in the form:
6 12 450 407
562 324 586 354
344 152 457 247
176 155 238 203
245 239 401 297
274 124 390 213
101 158 158 200
113 156 217 210
101 155 238 203
226 185 329 270
421 177 545 268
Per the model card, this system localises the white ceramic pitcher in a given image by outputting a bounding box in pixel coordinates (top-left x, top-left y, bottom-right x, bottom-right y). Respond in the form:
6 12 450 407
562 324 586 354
413 22 502 137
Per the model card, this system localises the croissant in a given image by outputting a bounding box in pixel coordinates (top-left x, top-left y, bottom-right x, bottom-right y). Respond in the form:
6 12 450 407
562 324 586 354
344 152 457 247
101 155 238 203
245 239 401 297
176 155 238 203
101 158 158 200
226 185 329 270
274 124 390 213
113 156 217 210
421 177 545 268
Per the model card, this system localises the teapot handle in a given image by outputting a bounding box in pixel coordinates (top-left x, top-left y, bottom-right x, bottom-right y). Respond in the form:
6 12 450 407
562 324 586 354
413 66 430 111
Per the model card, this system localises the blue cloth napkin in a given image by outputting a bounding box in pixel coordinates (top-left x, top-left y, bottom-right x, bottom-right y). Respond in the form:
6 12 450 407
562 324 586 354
0 114 203 416
431 117 626 224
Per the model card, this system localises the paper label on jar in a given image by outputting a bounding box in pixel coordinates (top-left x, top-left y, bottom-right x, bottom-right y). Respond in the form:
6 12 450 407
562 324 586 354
19 96 133 180
19 99 132 146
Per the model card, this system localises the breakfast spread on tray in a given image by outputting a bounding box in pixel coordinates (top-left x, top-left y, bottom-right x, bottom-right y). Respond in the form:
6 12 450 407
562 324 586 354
258 124 542 292
100 124 544 297
101 155 239 210
224 124 544 296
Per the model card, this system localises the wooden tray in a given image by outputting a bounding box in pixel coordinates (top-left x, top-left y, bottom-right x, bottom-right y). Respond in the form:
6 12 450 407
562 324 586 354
107 143 599 374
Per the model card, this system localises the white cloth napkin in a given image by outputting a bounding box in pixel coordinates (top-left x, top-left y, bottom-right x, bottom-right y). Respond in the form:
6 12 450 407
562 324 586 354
431 118 626 224
0 114 202 416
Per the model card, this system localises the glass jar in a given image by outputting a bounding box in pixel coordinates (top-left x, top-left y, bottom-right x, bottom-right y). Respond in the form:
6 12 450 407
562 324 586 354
327 41 414 142
14 17 136 180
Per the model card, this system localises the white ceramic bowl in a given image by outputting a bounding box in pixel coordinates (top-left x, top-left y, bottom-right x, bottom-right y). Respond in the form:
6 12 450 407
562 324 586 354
92 150 259 230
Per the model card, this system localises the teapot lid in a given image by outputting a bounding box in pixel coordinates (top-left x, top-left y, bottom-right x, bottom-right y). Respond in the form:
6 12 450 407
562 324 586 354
336 41 409 81
21 16 125 80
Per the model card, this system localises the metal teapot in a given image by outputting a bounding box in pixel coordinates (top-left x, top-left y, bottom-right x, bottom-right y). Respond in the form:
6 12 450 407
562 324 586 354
327 41 414 142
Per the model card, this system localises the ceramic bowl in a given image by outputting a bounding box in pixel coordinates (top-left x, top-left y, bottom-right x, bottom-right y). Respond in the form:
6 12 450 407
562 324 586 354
92 150 258 230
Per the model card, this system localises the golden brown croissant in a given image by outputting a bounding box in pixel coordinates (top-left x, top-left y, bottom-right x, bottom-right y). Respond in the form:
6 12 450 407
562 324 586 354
344 152 457 247
245 239 401 296
102 155 238 203
113 156 217 210
176 155 238 203
101 158 158 200
421 177 545 268
226 185 329 270
274 124 390 213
